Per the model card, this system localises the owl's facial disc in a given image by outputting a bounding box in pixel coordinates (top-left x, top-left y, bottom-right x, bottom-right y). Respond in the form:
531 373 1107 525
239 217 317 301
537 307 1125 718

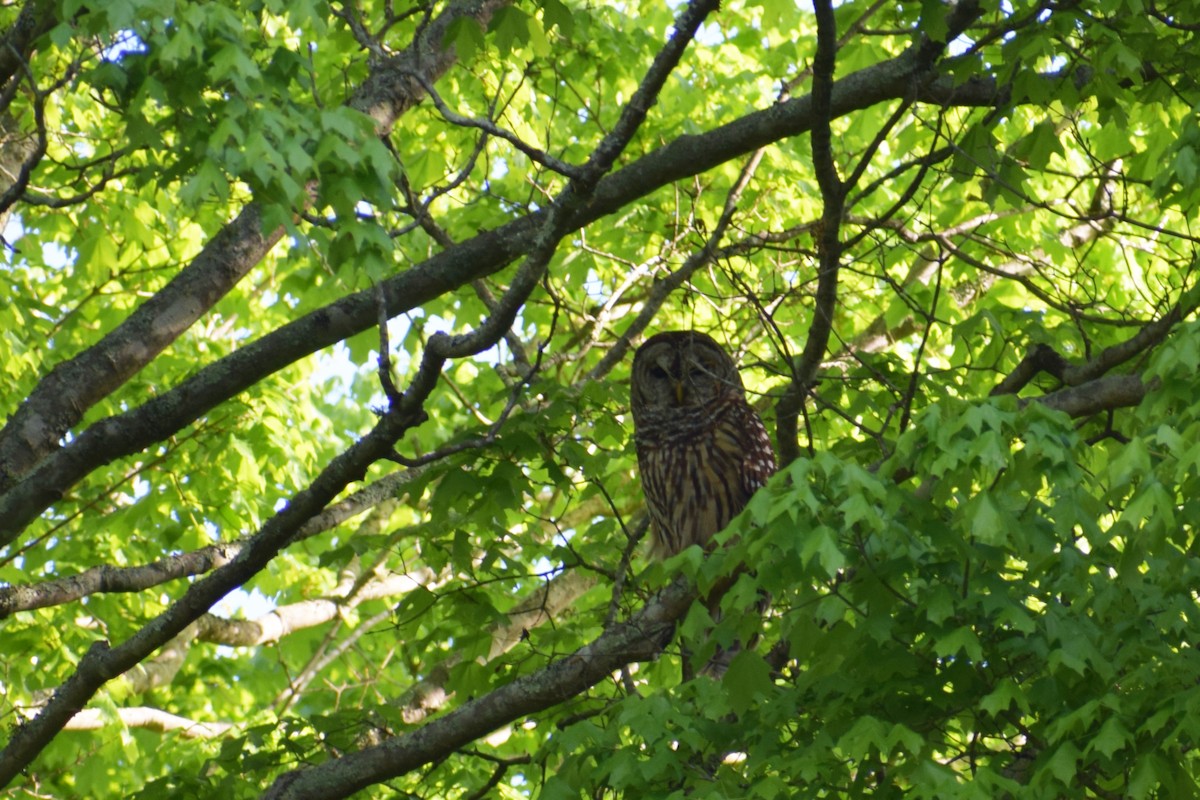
643 359 684 404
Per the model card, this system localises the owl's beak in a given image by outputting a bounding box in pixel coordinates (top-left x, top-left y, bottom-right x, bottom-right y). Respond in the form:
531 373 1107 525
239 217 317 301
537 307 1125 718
674 381 685 405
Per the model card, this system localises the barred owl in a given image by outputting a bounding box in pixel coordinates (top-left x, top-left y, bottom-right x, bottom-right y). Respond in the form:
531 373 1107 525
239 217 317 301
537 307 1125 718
630 331 777 559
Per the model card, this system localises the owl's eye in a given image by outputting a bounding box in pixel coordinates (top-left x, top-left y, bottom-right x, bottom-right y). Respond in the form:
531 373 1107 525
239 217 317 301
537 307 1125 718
649 366 670 381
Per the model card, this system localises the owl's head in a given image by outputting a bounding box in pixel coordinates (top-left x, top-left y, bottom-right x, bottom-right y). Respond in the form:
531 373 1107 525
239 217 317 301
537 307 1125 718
630 330 744 418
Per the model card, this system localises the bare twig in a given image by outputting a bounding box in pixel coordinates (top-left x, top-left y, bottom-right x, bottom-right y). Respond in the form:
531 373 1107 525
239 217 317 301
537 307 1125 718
461 752 532 800
400 68 585 180
897 252 944 432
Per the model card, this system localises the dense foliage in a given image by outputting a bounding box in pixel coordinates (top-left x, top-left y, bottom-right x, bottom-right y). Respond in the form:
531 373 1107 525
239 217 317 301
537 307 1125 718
1 0 1199 796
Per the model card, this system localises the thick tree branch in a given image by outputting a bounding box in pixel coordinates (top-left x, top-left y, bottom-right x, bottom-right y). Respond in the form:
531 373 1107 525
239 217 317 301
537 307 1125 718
262 576 695 800
1059 298 1194 385
775 1 985 465
0 0 57 92
0 203 284 492
45 707 232 739
347 0 511 133
0 542 239 621
990 343 1072 397
1036 374 1150 417
197 570 438 648
775 0 846 467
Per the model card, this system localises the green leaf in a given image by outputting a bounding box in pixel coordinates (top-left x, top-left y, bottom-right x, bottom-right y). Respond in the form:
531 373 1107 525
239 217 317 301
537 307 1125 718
837 716 887 760
722 650 773 713
919 0 949 41
1044 742 1083 785
1088 717 1132 760
799 525 846 577
967 491 1007 545
443 16 486 62
1009 120 1064 170
1174 145 1198 187
934 626 984 663
540 0 574 35
980 679 1028 716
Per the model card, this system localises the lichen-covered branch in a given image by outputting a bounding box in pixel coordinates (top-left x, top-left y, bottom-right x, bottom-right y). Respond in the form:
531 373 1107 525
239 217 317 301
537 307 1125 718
52 707 232 739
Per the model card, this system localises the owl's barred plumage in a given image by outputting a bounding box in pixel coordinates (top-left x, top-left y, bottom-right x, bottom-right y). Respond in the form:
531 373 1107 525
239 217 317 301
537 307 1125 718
630 331 777 559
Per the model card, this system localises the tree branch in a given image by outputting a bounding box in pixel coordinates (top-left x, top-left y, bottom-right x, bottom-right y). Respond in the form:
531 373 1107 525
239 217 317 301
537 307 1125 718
586 147 767 381
0 467 427 619
0 0 58 92
262 576 694 800
991 284 1200 399
774 1 986 465
0 0 513 496
45 707 232 739
1036 374 1150 417
393 567 600 726
990 343 1071 397
108 567 443 699
775 0 846 467
400 67 584 179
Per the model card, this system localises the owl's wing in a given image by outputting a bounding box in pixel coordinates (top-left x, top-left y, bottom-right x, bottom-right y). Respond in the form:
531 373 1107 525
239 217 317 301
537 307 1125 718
739 407 777 498
711 399 777 503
